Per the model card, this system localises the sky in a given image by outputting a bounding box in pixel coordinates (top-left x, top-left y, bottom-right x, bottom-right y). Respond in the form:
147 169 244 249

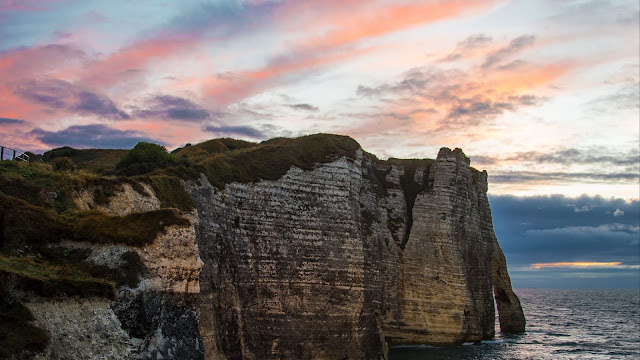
0 0 638 288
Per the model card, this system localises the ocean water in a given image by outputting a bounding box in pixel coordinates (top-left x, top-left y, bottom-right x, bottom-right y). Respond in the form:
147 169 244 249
389 288 640 359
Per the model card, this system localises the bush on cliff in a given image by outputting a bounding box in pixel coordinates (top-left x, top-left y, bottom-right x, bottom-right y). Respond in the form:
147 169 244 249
115 142 177 176
52 157 76 172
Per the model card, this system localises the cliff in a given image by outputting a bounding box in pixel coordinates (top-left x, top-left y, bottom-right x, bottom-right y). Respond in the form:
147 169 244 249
0 134 524 359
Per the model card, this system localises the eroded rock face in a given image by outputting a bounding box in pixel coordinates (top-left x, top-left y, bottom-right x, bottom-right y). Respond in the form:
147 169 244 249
27 183 205 360
185 147 525 359
25 144 524 359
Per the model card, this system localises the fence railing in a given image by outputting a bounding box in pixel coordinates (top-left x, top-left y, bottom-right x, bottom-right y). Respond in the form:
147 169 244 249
0 145 30 163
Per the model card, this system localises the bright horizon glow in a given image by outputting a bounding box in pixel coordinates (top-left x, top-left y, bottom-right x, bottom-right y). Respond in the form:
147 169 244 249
530 262 623 269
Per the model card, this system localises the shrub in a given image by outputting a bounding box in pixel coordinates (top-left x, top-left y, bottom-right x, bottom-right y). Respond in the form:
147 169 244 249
115 142 176 176
52 157 76 172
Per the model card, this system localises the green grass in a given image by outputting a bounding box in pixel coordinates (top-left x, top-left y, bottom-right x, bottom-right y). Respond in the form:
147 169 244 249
0 193 190 253
74 209 190 247
148 175 195 211
42 147 128 174
194 134 361 189
0 160 170 213
0 256 116 299
172 137 257 162
37 247 147 289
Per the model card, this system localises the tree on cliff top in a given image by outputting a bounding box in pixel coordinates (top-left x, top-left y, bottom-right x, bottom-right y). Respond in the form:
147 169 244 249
115 142 176 176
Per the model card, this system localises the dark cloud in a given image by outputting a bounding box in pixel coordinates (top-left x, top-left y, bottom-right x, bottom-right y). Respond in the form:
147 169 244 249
470 155 497 165
73 91 130 119
497 59 528 70
474 148 640 167
447 97 514 119
14 78 69 108
458 34 493 49
288 103 319 112
133 95 211 121
13 78 129 119
30 124 157 149
381 112 412 121
204 125 264 138
490 194 640 287
438 34 492 62
356 68 452 98
356 85 383 97
482 35 536 68
409 108 438 115
0 117 26 124
505 148 640 166
490 171 638 184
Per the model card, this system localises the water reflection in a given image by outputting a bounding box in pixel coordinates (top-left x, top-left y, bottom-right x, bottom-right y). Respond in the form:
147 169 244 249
388 289 640 360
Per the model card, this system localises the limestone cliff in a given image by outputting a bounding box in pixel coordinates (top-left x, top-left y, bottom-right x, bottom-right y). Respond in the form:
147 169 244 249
11 183 205 360
184 143 525 359
1 134 524 360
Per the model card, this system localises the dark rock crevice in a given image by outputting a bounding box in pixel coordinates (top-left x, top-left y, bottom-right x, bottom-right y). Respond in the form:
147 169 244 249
387 159 434 249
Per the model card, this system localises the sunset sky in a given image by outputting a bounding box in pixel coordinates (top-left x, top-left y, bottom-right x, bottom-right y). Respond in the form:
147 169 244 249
1 0 638 287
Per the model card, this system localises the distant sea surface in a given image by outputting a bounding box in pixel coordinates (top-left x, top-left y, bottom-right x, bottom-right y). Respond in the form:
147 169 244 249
389 288 640 359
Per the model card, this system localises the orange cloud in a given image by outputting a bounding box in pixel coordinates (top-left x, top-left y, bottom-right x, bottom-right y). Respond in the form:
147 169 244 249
297 0 497 52
530 262 623 269
488 62 575 95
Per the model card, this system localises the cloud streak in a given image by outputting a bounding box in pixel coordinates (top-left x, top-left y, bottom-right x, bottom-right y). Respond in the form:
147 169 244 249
13 78 129 119
204 125 264 139
0 117 26 124
133 95 211 121
481 35 536 68
30 124 157 149
530 262 623 269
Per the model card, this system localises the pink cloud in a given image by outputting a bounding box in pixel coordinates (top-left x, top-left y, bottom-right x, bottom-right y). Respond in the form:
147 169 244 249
0 0 57 11
198 0 498 105
79 35 193 89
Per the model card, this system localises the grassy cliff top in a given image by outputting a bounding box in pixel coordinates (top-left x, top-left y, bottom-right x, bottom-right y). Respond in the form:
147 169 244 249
30 134 361 188
192 134 361 188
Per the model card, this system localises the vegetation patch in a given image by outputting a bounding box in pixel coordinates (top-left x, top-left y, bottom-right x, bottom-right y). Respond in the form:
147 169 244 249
172 138 257 161
37 247 147 289
115 142 178 176
1 193 189 252
74 209 190 247
0 161 78 211
0 256 116 300
42 146 128 174
0 194 72 251
148 175 194 211
52 157 76 172
0 161 133 213
197 134 361 189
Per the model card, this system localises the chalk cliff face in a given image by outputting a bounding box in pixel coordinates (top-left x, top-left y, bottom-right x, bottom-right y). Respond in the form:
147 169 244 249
25 184 205 360
184 145 525 359
7 136 524 359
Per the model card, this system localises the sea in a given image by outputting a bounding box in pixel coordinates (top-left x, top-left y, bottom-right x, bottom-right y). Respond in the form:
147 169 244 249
388 288 640 360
